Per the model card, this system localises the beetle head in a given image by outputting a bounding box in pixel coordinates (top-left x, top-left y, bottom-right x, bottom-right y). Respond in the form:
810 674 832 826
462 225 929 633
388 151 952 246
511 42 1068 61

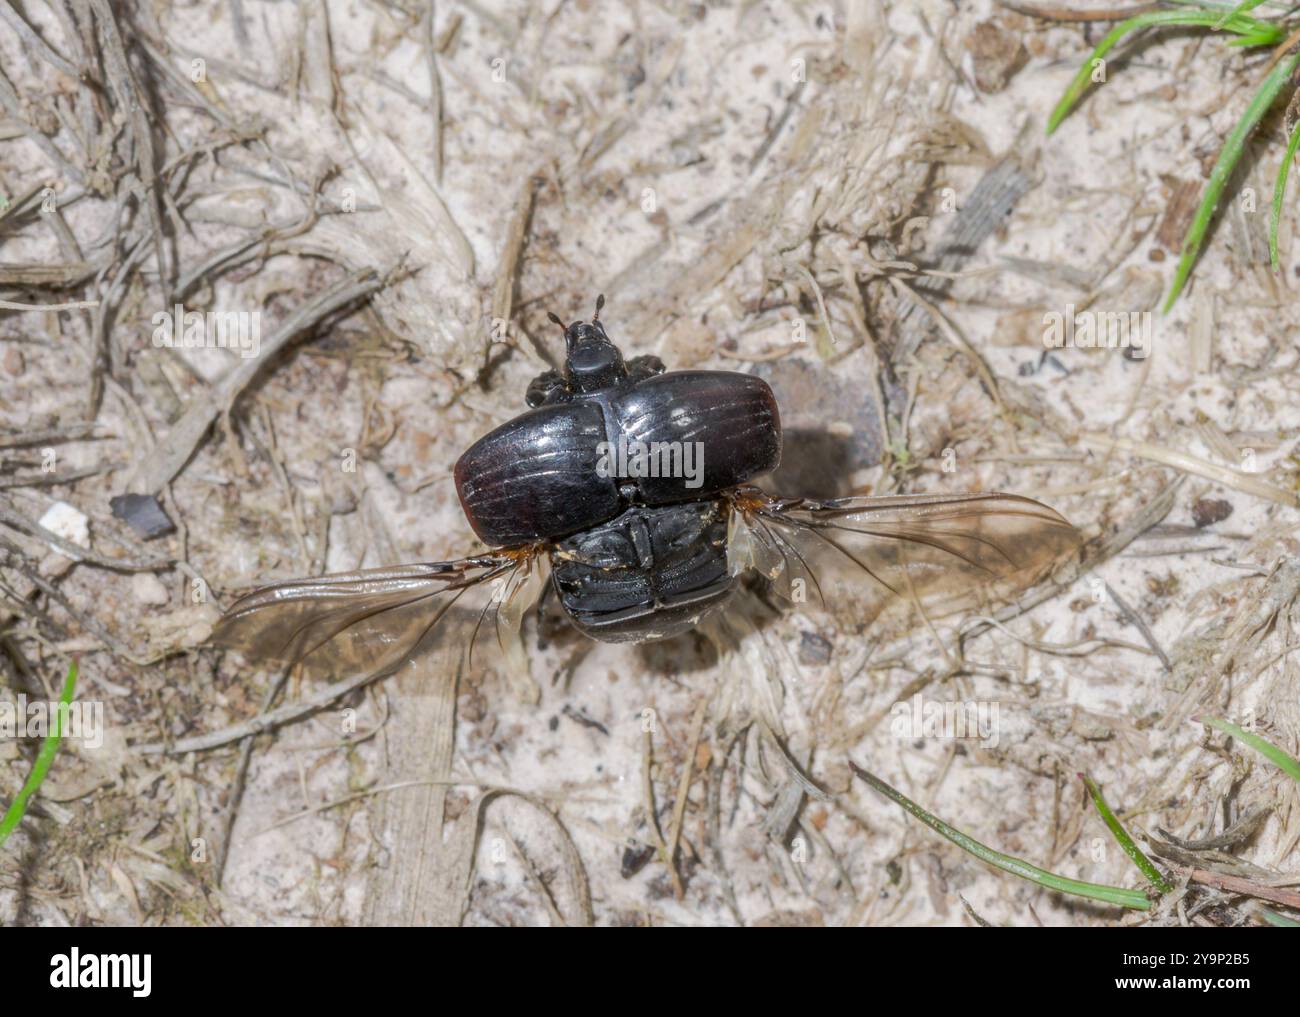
549 294 627 393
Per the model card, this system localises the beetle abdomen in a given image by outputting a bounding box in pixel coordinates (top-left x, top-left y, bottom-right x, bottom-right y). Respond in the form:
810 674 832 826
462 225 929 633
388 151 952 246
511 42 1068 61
614 371 780 504
551 500 733 642
454 402 621 546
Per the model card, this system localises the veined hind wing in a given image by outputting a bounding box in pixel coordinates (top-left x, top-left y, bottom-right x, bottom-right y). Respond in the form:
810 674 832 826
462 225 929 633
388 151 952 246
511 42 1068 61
211 549 547 683
725 486 1080 629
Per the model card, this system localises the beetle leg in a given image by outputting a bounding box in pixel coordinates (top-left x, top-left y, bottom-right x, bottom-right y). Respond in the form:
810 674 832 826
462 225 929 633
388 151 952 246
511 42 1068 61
533 572 562 647
525 368 569 407
625 354 665 384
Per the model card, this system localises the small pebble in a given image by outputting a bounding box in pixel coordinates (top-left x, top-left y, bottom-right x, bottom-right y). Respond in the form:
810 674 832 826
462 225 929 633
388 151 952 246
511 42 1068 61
131 572 170 606
38 501 89 547
110 493 175 539
321 469 358 515
799 630 833 667
1192 497 1233 528
37 553 74 579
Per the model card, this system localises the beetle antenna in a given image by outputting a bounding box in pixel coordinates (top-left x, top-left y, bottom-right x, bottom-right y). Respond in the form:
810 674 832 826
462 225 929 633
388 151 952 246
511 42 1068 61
546 310 565 331
592 293 605 323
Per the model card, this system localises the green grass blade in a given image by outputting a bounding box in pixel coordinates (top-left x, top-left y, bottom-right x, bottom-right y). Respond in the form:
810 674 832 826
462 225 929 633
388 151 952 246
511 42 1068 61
1215 1 1271 31
1227 28 1287 46
1270 114 1300 269
0 660 79 849
1164 50 1300 311
1259 908 1300 927
851 763 1152 911
1201 716 1300 783
1047 11 1284 135
1081 773 1173 893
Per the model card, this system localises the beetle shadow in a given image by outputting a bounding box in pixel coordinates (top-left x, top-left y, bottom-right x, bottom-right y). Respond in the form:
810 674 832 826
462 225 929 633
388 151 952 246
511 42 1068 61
634 627 720 675
749 357 885 500
761 426 861 500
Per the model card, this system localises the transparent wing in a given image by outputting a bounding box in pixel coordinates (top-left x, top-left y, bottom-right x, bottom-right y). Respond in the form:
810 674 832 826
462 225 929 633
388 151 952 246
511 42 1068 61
725 485 1080 627
210 550 547 682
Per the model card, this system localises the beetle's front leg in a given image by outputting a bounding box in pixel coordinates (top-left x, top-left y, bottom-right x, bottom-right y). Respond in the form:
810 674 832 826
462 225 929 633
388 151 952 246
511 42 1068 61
525 369 569 407
626 355 665 384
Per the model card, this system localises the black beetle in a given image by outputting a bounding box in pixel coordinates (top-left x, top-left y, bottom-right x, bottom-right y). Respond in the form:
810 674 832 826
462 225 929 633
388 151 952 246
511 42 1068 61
213 297 1079 678
454 295 780 641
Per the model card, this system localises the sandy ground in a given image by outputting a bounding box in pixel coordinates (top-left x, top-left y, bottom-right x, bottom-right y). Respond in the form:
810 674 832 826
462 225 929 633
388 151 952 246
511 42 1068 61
1 0 1298 926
